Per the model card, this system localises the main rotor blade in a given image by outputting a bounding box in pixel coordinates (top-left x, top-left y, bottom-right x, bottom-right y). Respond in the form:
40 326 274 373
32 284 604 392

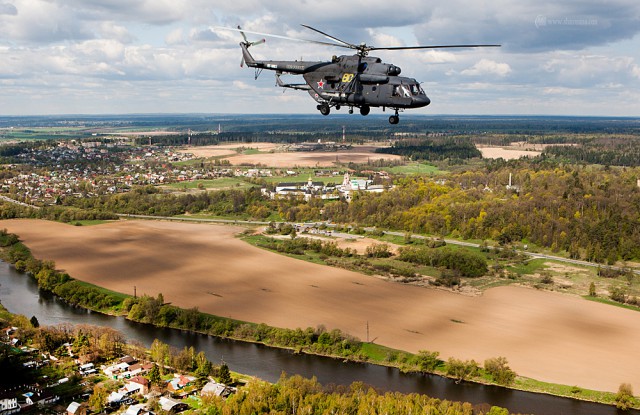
212 26 352 49
300 24 353 47
370 44 501 51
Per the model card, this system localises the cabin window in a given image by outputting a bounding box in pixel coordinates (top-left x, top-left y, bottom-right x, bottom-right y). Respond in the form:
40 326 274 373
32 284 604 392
393 85 411 98
410 84 420 95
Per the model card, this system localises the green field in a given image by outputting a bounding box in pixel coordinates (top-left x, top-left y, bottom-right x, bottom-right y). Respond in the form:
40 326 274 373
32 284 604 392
386 163 444 175
165 178 253 190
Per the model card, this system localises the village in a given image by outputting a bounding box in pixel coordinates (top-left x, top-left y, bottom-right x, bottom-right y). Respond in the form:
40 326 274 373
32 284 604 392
0 139 394 207
1 324 236 415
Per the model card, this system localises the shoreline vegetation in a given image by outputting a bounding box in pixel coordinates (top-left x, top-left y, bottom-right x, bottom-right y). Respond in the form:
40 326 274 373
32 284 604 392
0 227 636 410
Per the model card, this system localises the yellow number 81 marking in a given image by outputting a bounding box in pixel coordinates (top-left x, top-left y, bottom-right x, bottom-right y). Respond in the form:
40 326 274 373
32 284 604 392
341 73 354 83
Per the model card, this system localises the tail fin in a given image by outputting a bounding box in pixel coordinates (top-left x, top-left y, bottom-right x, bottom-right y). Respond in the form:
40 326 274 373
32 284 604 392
240 42 257 67
238 25 264 68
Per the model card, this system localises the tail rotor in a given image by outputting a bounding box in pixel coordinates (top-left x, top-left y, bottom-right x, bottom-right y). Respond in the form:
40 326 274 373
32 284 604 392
238 25 265 67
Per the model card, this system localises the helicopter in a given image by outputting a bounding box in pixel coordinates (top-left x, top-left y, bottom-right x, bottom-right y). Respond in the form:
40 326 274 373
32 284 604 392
219 25 500 124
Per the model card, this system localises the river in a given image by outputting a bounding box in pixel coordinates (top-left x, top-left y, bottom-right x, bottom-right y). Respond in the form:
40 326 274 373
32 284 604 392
0 261 633 415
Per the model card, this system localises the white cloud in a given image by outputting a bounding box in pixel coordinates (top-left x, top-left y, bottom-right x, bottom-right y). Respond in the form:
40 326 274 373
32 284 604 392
542 87 585 96
98 22 135 44
165 28 185 46
461 59 512 77
0 0 639 115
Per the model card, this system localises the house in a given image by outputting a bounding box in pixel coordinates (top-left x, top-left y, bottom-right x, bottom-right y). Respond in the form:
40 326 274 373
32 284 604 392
167 375 196 392
126 376 150 395
158 396 188 414
124 403 155 415
66 401 86 415
103 361 131 378
122 362 154 378
200 381 235 398
0 391 19 415
23 389 59 407
79 363 94 372
107 391 125 405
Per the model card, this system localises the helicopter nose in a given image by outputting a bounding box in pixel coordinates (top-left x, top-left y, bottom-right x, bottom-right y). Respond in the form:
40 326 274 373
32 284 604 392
413 95 431 107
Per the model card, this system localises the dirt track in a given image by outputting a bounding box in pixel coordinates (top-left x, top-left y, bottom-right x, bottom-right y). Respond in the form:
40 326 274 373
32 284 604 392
2 218 640 393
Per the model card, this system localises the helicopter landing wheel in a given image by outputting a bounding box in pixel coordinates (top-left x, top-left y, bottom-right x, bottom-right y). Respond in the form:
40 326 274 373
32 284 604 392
335 105 341 110
348 107 354 115
389 115 399 124
360 105 370 116
319 104 331 116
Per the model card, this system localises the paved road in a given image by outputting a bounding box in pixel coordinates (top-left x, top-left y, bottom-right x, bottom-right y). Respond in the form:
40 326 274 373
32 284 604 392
0 195 41 209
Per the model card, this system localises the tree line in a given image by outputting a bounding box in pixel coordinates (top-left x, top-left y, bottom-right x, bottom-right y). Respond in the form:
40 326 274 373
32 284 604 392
196 373 517 415
376 137 482 161
544 135 640 166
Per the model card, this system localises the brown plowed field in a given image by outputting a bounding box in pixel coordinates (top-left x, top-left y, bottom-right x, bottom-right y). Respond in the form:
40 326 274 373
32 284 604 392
2 219 639 393
182 144 401 167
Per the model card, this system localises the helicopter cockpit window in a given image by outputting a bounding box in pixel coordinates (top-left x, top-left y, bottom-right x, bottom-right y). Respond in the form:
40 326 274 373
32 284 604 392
410 84 420 95
400 84 411 98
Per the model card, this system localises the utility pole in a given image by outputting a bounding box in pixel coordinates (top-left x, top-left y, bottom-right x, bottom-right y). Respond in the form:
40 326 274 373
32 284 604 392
134 285 137 298
366 321 369 343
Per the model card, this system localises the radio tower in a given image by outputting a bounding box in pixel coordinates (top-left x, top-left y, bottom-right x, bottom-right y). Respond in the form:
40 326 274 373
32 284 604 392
342 125 346 143
188 129 192 145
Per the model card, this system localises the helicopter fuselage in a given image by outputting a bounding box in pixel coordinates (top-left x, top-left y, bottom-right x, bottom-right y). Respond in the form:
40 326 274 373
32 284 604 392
240 43 429 123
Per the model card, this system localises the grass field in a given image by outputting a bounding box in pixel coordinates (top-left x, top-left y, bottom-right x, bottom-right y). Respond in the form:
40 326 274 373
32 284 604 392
165 178 252 190
386 163 444 175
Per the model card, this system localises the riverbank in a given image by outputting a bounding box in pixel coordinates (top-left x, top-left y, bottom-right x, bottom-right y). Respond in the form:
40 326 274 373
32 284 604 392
0 219 638 409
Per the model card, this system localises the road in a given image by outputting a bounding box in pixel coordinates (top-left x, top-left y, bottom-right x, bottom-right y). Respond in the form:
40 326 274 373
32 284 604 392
0 195 40 209
383 230 639 274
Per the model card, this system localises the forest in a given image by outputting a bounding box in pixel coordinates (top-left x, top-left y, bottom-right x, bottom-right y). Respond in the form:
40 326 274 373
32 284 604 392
376 137 482 161
543 135 640 166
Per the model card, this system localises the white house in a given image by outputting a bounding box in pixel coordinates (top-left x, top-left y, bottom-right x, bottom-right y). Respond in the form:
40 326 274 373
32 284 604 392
158 396 188 413
0 391 18 414
201 381 235 398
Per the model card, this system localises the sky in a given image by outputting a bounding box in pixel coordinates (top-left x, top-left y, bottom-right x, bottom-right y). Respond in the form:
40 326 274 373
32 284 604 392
0 0 639 116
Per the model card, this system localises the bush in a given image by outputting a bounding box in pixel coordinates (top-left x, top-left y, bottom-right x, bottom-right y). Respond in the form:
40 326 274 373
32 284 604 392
415 350 441 372
484 357 516 386
365 243 392 258
610 286 627 303
398 246 487 278
615 383 635 410
446 358 479 383
433 269 461 288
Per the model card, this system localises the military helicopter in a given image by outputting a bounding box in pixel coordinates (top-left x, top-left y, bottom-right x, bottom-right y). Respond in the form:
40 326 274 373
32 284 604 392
218 25 500 124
